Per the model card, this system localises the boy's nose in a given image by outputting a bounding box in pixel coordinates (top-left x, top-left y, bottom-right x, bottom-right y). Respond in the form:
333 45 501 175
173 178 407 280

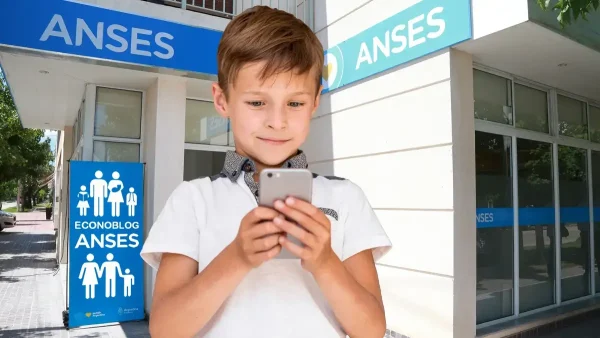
265 109 287 130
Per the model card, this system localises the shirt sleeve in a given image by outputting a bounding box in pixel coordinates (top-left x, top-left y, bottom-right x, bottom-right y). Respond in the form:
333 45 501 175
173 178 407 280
140 181 204 270
341 181 392 262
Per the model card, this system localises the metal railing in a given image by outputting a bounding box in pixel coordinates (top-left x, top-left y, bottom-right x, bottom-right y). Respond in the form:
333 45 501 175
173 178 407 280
141 0 313 30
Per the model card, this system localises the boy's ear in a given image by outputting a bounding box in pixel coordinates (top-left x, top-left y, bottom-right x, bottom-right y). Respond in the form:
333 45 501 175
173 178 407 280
212 82 229 118
312 85 323 116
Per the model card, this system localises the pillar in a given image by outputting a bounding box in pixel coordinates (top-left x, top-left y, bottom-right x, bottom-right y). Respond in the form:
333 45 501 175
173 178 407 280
142 76 187 313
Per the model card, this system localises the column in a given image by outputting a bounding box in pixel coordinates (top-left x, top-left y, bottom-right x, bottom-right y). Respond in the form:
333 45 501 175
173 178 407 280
142 76 187 313
450 49 476 338
58 126 74 265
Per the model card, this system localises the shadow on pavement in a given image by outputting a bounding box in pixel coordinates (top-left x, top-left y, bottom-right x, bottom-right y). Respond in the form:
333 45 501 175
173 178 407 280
0 232 58 283
0 326 67 337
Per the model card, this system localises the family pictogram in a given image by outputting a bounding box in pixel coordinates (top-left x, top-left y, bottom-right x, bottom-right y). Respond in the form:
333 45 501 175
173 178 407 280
76 170 137 217
78 253 135 299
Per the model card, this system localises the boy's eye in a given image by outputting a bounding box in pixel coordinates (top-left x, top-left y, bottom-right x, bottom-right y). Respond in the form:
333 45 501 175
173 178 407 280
246 101 264 107
289 102 304 108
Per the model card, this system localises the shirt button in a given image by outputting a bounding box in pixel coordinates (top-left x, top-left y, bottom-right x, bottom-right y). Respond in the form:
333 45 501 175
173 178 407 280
232 171 237 176
244 164 252 172
287 162 292 168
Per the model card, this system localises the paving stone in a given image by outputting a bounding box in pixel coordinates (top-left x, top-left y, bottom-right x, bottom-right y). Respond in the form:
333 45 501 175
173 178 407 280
0 212 149 338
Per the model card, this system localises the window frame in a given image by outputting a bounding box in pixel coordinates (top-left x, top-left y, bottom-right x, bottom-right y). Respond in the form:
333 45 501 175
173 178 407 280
90 85 145 163
94 86 144 140
556 91 590 141
474 64 600 329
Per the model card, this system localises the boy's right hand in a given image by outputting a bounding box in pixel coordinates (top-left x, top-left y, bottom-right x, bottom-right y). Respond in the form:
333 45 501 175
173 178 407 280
232 207 283 268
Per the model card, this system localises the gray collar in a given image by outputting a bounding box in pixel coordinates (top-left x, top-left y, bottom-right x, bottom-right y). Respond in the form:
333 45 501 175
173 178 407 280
221 150 308 182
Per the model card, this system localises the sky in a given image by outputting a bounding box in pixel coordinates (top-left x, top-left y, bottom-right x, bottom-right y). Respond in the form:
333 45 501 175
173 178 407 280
44 130 57 153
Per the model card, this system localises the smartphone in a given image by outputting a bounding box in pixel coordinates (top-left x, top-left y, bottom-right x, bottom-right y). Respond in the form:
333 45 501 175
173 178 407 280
259 168 313 259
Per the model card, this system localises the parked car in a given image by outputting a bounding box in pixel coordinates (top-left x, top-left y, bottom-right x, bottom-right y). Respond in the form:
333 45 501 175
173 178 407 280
0 210 16 231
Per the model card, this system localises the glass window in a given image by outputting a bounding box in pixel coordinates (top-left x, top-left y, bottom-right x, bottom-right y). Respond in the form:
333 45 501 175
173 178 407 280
475 131 513 324
185 99 232 146
474 70 513 125
589 105 600 143
558 146 590 301
93 141 140 163
183 150 226 181
517 139 555 312
514 84 548 133
94 87 142 139
558 95 588 140
591 151 600 293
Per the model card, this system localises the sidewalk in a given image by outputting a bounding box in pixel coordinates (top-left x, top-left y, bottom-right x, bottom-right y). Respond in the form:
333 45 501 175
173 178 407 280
0 212 149 338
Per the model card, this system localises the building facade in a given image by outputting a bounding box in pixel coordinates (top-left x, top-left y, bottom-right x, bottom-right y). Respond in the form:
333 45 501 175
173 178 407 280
1 0 599 337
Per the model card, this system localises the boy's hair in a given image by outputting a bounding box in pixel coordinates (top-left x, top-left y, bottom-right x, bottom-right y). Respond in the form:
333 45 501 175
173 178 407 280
217 6 324 97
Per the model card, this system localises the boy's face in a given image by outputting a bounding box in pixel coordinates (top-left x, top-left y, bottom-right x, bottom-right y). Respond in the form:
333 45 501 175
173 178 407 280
212 62 322 170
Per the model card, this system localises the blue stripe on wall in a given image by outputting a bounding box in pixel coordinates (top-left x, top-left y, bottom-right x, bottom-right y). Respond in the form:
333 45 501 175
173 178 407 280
476 207 600 228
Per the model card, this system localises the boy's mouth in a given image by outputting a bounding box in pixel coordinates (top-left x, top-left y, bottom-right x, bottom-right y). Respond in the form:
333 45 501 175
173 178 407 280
257 137 290 145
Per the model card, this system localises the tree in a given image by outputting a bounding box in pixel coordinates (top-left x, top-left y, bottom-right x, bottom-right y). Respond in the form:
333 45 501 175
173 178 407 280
0 69 54 210
538 0 600 27
0 180 17 210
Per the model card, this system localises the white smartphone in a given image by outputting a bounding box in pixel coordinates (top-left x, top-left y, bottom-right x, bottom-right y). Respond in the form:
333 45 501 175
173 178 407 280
259 168 313 259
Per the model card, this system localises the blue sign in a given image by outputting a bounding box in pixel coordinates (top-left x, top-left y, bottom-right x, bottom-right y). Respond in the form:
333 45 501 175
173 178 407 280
68 161 145 328
321 0 472 93
0 0 222 75
476 207 596 229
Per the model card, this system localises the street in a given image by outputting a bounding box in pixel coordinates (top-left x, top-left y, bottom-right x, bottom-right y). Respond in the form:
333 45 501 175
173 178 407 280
0 212 149 338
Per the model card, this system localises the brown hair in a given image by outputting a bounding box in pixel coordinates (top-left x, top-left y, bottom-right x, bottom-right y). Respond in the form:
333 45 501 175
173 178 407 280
217 6 324 97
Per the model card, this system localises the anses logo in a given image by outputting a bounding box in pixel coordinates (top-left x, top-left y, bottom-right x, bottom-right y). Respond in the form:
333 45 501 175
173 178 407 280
322 46 344 93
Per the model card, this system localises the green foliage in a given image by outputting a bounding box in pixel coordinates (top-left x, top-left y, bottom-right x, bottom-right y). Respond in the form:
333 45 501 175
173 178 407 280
538 0 600 27
0 69 54 210
37 187 48 204
0 180 17 202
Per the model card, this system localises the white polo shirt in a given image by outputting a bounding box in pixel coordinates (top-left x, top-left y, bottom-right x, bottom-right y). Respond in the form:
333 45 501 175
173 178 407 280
141 150 392 338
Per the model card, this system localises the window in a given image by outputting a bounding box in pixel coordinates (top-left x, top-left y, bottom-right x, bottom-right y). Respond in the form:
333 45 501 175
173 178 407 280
558 95 588 140
589 105 600 143
183 149 226 181
474 70 513 125
514 84 548 133
558 146 590 301
475 131 513 324
474 68 600 325
94 87 142 139
93 141 140 163
517 139 555 312
185 99 233 146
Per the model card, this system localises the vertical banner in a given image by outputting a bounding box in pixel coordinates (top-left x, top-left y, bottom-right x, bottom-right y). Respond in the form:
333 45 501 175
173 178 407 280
68 161 144 328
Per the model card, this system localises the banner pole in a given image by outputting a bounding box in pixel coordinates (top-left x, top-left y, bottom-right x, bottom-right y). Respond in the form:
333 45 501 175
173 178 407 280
63 159 71 328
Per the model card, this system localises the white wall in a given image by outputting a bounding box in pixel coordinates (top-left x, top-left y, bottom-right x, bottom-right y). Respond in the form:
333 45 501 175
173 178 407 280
306 1 476 336
470 0 529 39
142 75 187 313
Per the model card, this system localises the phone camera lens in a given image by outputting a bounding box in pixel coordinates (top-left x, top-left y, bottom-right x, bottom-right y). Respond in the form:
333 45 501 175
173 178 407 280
267 173 273 178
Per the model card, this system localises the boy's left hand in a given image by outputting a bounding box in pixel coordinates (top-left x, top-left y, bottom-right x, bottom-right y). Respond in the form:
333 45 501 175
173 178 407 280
273 197 335 274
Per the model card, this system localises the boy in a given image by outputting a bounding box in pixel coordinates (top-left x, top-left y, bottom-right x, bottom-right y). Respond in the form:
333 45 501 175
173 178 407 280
140 6 392 338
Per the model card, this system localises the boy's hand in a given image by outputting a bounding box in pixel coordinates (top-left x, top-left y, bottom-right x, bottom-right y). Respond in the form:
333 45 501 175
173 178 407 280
273 197 335 274
232 207 284 269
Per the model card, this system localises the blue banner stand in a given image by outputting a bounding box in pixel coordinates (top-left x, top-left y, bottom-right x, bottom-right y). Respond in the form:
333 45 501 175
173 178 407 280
66 161 145 329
